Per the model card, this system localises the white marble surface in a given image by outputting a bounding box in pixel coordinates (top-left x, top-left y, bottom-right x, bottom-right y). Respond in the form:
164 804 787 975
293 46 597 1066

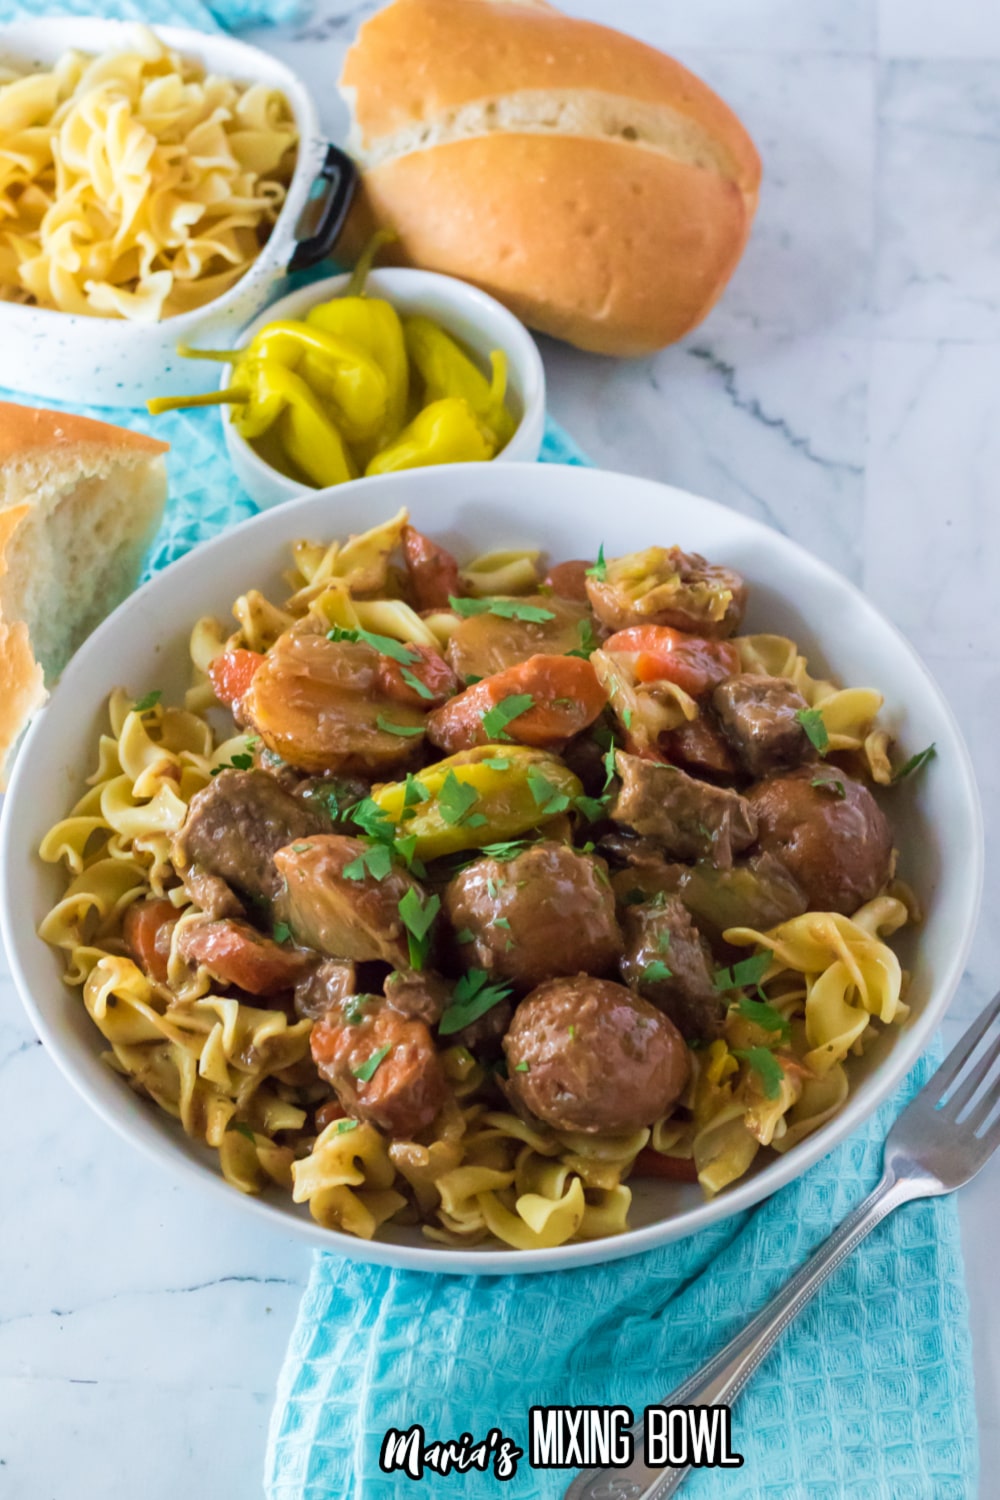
2 1 999 1494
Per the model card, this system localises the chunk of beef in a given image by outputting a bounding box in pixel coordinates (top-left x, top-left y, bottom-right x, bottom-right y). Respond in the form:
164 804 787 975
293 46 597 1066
172 769 326 919
384 969 449 1027
619 896 725 1042
294 959 358 1021
610 751 757 868
712 674 812 777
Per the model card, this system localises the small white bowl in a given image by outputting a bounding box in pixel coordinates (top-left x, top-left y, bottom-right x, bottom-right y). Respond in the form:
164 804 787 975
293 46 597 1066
0 18 329 408
0 463 983 1274
219 269 547 507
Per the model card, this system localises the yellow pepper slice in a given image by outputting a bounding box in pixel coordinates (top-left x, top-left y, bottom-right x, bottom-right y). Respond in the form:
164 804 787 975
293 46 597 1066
371 745 582 860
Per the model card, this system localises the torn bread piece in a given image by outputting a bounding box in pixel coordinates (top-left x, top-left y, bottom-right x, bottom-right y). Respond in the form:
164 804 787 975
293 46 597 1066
0 402 168 784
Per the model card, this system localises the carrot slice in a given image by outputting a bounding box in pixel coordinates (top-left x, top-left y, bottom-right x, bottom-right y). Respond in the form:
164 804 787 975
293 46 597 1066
177 918 313 996
208 649 265 710
604 626 739 697
123 898 178 984
376 643 459 708
426 653 607 754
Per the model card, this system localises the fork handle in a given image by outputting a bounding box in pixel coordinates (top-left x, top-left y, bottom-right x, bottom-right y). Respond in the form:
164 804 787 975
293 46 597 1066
564 1167 937 1500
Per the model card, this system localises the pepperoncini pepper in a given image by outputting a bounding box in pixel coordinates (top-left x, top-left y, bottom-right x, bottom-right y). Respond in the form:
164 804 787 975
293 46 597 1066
177 319 388 445
364 397 494 477
304 231 409 447
148 359 355 487
371 745 583 860
403 314 516 449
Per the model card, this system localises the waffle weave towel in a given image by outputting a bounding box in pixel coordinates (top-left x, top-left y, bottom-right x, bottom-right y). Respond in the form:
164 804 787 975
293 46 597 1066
0 2 979 1496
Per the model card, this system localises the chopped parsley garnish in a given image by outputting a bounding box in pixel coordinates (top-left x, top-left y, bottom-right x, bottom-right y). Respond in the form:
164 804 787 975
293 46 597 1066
401 774 431 817
398 888 441 971
343 843 394 882
483 756 512 770
713 949 775 996
133 689 162 714
601 739 618 792
291 843 312 853
514 1060 530 1073
567 619 600 660
438 771 487 827
327 624 419 666
486 876 504 899
227 1120 256 1143
477 840 530 862
342 994 372 1024
272 921 292 945
811 776 845 798
735 996 791 1041
893 743 937 783
574 793 609 823
439 969 514 1036
210 749 255 776
334 1118 359 1135
455 927 475 945
732 1046 785 1100
642 959 673 984
796 707 829 754
352 1044 392 1083
481 693 535 741
349 797 397 844
495 917 511 930
586 544 607 582
448 596 555 623
465 674 484 686
620 705 634 730
376 715 425 738
567 1025 576 1041
527 765 571 815
400 666 434 700
657 929 672 952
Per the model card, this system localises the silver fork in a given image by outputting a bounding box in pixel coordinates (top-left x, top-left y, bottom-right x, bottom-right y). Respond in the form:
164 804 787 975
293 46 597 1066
564 988 1000 1500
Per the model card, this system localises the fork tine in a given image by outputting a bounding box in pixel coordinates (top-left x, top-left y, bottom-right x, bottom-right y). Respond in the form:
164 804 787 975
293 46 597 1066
924 988 1000 1102
944 1030 1000 1122
968 1082 1000 1136
981 1107 1000 1156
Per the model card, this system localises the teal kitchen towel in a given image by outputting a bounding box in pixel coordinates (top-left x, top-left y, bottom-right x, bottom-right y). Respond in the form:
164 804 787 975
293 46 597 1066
0 3 979 1497
264 1049 977 1500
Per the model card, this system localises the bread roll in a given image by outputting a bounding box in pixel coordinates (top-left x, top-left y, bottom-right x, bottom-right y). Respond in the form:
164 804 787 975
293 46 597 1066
339 0 760 356
0 403 168 782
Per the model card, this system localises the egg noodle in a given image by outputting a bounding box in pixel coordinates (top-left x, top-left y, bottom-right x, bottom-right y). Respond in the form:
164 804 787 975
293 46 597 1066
0 27 296 320
37 510 912 1249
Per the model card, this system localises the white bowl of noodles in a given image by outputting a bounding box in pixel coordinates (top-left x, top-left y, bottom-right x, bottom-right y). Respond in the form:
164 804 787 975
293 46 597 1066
0 463 983 1273
0 18 328 407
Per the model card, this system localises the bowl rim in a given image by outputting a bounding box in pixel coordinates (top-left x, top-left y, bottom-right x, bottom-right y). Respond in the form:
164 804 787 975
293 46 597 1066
218 266 548 496
0 462 984 1274
0 15 322 332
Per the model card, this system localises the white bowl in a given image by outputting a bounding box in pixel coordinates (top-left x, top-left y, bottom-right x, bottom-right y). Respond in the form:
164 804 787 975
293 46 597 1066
220 269 547 508
0 18 328 407
0 464 983 1274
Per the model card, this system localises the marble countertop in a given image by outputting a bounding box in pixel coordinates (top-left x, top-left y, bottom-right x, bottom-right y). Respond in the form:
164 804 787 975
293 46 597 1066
2 1 998 1494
